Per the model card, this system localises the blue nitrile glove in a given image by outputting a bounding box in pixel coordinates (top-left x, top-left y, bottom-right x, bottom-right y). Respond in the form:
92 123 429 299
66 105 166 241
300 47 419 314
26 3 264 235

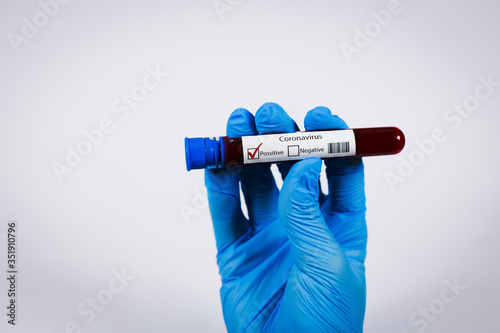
205 102 367 333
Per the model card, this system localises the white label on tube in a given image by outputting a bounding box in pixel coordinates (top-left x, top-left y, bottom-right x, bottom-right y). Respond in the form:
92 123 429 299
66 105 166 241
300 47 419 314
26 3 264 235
241 129 356 164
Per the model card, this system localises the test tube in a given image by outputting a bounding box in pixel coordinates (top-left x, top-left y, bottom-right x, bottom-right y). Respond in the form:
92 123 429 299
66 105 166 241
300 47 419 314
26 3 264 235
185 127 405 171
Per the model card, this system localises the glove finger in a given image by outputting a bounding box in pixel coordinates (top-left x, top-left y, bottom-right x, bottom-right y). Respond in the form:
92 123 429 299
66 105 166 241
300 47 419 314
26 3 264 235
254 102 300 180
279 157 349 287
304 106 366 215
205 168 248 253
227 108 280 229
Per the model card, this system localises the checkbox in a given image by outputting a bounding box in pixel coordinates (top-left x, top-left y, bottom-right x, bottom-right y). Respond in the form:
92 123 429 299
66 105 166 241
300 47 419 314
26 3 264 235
288 145 299 157
247 148 260 159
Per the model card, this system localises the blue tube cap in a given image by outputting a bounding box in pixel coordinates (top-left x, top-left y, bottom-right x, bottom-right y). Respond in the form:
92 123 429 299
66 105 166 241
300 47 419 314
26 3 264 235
185 137 220 171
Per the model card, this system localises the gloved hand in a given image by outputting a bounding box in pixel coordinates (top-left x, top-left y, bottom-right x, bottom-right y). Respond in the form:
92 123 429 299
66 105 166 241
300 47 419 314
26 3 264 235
205 102 367 333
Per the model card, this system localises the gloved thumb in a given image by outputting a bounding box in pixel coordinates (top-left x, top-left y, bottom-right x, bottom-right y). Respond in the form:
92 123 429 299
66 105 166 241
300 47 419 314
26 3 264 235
279 157 349 287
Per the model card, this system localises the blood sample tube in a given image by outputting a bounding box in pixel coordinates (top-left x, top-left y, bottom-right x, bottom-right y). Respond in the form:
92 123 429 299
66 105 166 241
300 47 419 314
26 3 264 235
185 127 404 171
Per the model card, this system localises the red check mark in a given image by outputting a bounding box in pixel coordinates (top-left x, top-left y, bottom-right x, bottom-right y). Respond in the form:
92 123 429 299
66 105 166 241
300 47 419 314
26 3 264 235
248 143 263 159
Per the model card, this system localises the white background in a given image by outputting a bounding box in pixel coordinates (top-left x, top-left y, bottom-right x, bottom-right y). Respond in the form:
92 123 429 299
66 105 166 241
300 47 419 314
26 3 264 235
1 0 499 332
